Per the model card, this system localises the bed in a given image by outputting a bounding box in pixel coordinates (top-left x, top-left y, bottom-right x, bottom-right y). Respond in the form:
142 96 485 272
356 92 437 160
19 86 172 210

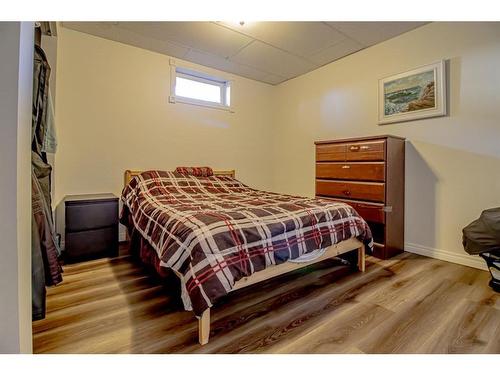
120 168 373 345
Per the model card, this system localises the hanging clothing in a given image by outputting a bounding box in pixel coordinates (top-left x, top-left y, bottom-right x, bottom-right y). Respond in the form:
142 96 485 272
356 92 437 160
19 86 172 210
32 169 62 285
31 210 46 321
41 88 57 154
32 151 51 211
32 169 63 320
32 44 53 209
32 43 62 321
32 45 51 159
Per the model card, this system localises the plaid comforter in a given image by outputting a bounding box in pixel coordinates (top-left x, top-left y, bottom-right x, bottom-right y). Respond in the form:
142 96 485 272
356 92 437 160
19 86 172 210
121 170 372 315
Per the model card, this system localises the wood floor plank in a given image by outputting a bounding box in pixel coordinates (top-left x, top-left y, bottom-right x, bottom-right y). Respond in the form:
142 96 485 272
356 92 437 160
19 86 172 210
465 271 499 310
270 302 393 353
32 247 499 354
419 299 500 353
61 255 135 275
186 260 403 354
47 264 145 296
32 284 174 336
359 256 443 311
356 279 478 353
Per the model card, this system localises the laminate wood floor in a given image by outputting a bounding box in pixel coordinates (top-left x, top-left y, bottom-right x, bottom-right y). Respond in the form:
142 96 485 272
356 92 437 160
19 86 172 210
33 247 500 354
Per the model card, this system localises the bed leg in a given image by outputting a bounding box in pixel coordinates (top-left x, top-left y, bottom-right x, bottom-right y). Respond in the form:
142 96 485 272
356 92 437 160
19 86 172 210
198 308 210 345
357 246 366 272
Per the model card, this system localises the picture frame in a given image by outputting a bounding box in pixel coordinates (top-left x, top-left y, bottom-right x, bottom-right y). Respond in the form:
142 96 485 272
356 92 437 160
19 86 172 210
378 60 446 125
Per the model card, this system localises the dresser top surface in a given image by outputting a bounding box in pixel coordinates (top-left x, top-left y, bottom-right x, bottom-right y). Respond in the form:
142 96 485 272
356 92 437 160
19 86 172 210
315 134 406 145
65 193 118 204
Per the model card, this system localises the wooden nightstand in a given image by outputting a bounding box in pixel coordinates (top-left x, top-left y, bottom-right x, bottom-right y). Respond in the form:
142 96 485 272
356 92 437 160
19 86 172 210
64 193 119 263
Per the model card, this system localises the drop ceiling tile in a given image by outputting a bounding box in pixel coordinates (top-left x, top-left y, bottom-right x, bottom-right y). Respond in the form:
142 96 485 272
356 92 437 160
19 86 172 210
63 22 189 58
261 74 288 85
184 48 284 84
63 22 429 85
116 21 252 58
326 22 427 46
309 37 364 66
218 21 346 57
230 41 316 79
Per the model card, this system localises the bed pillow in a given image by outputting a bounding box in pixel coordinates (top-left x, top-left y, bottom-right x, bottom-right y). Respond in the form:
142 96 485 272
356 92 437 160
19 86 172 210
175 166 214 177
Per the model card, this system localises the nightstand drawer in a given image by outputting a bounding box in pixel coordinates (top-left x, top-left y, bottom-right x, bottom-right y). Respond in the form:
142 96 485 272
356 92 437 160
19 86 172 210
66 200 118 232
65 226 118 260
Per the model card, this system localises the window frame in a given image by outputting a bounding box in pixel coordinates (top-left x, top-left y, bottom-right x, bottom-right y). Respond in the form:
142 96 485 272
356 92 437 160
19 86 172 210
169 59 233 112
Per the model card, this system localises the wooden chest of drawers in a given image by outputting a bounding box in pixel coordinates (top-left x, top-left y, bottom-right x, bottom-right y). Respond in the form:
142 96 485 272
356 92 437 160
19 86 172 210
315 135 405 259
64 193 119 263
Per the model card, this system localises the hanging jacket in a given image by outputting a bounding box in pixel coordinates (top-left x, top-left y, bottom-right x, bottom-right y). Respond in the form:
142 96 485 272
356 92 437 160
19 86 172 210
32 44 62 321
32 169 62 320
32 45 51 159
41 88 57 154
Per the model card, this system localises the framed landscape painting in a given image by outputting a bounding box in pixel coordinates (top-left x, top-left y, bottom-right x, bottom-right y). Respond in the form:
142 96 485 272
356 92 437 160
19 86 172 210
378 60 446 125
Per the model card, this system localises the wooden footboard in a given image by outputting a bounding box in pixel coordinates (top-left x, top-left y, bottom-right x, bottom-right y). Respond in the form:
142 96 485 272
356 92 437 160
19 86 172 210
197 238 365 345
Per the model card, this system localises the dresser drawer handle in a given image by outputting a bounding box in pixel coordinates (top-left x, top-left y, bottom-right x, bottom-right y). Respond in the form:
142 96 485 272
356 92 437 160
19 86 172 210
341 165 351 169
349 145 360 151
343 190 351 196
360 146 370 150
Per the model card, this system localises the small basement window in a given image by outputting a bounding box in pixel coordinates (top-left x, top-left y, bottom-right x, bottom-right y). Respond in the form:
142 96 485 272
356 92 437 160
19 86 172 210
170 64 231 110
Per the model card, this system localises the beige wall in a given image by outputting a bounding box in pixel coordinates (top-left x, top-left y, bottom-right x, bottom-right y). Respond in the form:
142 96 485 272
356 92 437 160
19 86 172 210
54 27 276 239
0 22 33 354
272 22 500 268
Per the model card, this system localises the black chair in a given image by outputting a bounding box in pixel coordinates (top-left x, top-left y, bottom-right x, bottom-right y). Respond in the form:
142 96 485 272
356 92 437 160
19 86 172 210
462 207 500 292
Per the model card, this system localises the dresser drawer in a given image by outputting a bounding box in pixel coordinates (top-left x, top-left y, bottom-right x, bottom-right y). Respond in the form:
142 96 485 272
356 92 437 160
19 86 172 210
316 180 385 202
66 200 118 232
316 143 346 161
316 162 385 182
65 226 118 260
345 140 385 161
323 198 385 224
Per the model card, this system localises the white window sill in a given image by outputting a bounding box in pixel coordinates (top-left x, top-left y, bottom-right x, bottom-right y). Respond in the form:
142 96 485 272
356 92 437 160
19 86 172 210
169 95 234 113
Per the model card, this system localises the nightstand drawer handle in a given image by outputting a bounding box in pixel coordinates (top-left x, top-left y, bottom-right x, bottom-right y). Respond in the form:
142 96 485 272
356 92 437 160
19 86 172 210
360 145 370 150
343 190 351 196
341 165 351 169
349 145 360 151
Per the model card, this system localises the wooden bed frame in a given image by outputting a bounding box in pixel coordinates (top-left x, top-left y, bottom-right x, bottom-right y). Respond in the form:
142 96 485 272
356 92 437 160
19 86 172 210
124 169 237 187
123 169 365 345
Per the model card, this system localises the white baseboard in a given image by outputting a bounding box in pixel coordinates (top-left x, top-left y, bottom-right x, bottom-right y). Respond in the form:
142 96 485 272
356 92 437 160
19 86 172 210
405 242 488 271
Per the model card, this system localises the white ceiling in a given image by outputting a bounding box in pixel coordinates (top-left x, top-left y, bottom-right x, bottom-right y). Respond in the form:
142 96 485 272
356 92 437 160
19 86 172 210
62 21 427 85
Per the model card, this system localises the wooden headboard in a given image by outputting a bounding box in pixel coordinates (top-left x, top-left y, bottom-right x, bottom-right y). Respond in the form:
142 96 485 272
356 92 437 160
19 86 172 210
124 169 236 187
